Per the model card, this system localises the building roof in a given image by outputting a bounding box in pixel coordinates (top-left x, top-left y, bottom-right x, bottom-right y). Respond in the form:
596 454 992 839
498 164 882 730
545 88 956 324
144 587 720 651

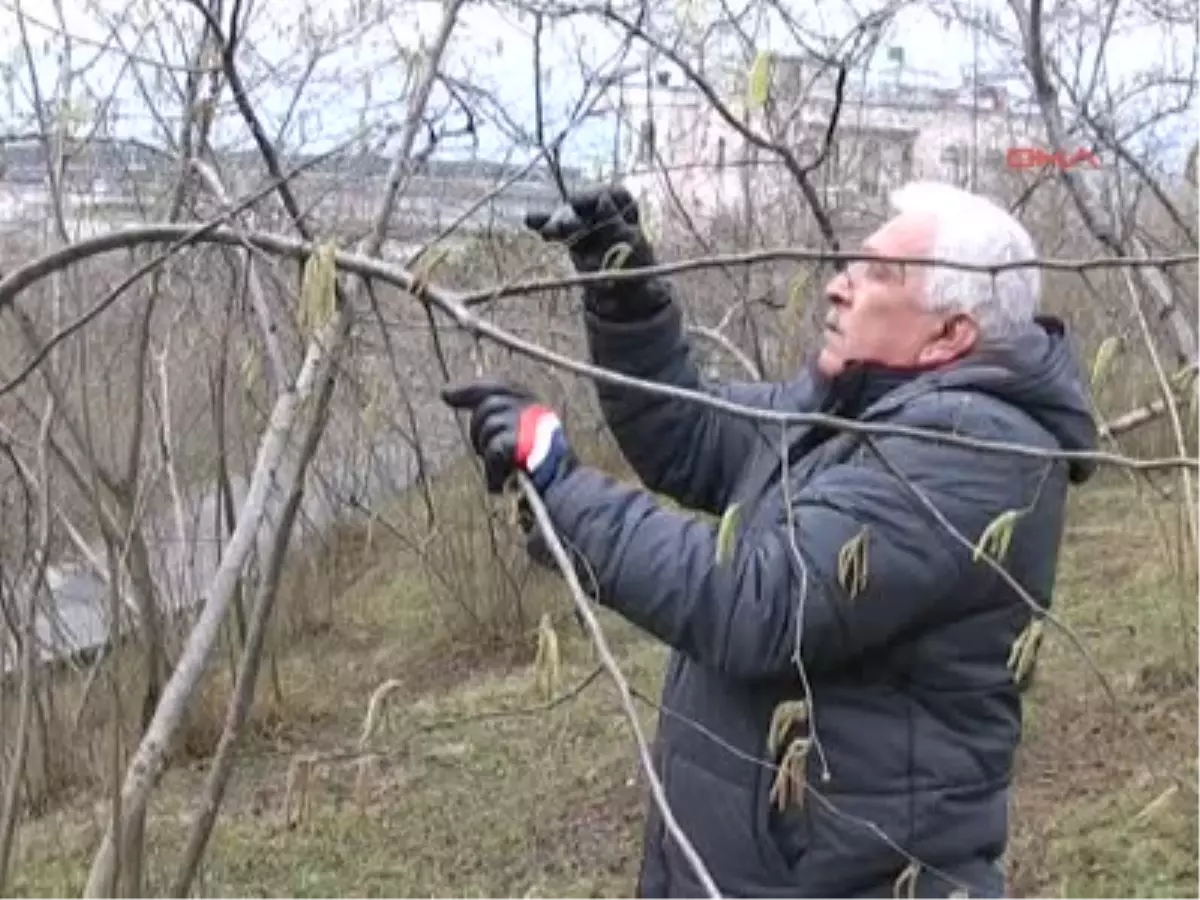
0 136 582 189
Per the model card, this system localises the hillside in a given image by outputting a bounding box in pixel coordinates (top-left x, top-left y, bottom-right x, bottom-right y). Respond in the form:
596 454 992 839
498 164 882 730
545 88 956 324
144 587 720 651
0 0 1194 893
10 465 1197 898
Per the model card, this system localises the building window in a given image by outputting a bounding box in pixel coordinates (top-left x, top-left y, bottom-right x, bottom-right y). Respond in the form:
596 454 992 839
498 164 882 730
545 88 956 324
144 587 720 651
940 144 962 183
716 136 726 172
637 119 656 164
797 132 821 162
861 139 881 197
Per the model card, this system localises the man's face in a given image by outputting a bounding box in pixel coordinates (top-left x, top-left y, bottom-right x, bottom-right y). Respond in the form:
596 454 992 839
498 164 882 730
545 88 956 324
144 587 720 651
816 211 979 378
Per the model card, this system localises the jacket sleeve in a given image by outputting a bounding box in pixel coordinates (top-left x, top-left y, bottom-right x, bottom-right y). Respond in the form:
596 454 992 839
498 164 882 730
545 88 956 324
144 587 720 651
539 427 1021 680
584 290 825 518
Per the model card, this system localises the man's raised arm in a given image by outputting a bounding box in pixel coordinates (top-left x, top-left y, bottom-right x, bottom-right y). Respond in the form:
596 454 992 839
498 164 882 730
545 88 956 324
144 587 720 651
525 184 823 516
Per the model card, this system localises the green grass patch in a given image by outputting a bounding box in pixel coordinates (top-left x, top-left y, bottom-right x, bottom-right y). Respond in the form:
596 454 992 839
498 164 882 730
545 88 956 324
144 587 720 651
10 476 1196 898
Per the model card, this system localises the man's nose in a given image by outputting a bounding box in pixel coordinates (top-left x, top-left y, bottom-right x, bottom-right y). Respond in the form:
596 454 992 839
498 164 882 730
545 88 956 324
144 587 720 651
825 271 851 305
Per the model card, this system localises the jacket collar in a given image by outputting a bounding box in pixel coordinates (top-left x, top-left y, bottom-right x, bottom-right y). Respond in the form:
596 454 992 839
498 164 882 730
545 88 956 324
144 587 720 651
816 314 1076 417
816 358 944 421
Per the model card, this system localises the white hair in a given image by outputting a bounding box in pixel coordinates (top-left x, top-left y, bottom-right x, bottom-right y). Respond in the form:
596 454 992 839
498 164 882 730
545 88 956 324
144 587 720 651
888 180 1040 339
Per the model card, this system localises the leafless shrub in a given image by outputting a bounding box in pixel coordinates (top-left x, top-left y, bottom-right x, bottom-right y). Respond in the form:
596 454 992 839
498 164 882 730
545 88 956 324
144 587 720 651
0 0 1191 894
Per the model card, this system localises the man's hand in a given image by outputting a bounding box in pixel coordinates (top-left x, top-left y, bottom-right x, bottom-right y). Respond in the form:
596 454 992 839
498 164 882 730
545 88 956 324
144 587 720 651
524 184 653 272
441 379 577 494
523 185 668 322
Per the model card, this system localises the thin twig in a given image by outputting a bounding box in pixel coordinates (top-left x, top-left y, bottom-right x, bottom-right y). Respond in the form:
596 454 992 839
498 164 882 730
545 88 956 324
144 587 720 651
0 225 1192 474
0 142 355 401
452 248 1200 307
516 471 721 899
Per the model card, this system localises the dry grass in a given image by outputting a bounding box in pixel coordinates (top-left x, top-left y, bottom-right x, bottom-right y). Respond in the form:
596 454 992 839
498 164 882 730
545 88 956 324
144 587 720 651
1007 478 1198 898
8 467 1197 898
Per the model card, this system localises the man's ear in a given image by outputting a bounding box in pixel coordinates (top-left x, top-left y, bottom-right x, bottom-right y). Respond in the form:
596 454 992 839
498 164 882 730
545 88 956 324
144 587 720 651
918 313 978 367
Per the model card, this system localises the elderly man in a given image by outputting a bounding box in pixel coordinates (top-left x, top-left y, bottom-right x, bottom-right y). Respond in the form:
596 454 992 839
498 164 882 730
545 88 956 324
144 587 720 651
442 181 1098 898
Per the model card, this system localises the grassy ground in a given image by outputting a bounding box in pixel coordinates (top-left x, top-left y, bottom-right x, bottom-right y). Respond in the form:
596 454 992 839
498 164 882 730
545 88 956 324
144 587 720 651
10 475 1198 898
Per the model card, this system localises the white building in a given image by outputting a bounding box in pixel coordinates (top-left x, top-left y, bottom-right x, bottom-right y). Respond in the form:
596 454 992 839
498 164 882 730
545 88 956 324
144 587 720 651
611 53 1048 242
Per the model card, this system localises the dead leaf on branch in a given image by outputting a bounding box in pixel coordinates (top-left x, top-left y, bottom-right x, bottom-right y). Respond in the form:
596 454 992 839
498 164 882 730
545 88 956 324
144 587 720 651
411 244 450 298
533 612 561 701
787 267 812 317
746 49 772 109
281 754 319 829
298 240 337 337
838 526 870 600
1007 617 1045 687
601 241 634 271
767 699 808 758
893 860 921 898
359 678 405 749
241 346 260 396
676 0 701 28
1169 364 1197 393
769 738 810 811
715 501 742 567
973 509 1022 565
1090 335 1120 389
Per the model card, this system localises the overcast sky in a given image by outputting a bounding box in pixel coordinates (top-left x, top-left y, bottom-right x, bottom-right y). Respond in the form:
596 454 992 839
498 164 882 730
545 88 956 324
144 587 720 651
0 0 1194 175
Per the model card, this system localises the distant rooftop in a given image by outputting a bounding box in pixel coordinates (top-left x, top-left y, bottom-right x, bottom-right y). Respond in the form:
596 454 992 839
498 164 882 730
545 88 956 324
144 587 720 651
620 51 1041 119
292 152 581 184
0 136 582 187
0 135 170 184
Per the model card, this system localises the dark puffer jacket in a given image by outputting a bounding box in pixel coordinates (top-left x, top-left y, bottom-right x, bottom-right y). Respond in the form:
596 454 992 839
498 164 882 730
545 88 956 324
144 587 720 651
535 284 1098 898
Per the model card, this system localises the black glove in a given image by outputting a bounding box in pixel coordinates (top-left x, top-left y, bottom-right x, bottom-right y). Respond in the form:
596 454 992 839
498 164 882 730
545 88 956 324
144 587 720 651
524 185 669 322
441 379 577 494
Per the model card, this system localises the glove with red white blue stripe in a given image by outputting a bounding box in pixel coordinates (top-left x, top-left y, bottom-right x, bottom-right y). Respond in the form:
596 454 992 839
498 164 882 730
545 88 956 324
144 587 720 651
441 379 577 494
